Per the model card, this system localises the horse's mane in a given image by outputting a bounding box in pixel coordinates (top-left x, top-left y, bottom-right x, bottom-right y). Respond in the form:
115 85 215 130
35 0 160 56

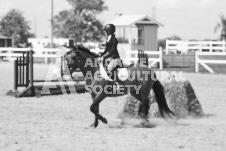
77 45 99 58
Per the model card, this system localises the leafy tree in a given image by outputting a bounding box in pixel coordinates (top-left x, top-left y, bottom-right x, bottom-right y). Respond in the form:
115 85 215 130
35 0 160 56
158 35 182 49
214 14 226 40
0 9 35 47
167 35 182 41
53 0 107 42
158 39 166 49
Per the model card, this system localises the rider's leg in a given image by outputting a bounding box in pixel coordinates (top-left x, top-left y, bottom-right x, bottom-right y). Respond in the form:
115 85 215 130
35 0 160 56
107 59 120 90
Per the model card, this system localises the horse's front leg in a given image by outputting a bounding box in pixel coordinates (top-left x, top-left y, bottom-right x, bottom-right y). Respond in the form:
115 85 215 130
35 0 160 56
90 93 107 127
90 93 99 127
90 105 99 127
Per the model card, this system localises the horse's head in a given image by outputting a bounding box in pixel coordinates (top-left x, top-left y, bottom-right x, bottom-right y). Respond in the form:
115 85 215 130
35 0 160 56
63 44 100 75
63 45 82 73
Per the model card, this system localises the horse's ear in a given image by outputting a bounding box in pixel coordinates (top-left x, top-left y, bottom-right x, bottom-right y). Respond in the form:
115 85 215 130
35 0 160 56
62 45 70 49
71 45 79 52
66 45 77 54
61 44 76 49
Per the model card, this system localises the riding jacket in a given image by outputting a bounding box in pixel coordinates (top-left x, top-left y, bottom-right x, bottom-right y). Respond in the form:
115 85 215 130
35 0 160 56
100 34 120 60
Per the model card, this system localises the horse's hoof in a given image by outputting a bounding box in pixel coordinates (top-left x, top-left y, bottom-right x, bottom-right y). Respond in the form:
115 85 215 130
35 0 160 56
140 119 155 128
144 118 149 123
101 118 108 124
138 113 146 119
90 122 98 128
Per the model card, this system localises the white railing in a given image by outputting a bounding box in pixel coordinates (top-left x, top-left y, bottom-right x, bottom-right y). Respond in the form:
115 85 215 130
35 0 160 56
0 47 68 63
195 51 226 73
1 47 163 69
166 40 226 54
125 49 163 69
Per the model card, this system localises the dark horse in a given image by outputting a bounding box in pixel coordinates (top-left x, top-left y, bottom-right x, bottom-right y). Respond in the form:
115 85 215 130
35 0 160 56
64 45 174 128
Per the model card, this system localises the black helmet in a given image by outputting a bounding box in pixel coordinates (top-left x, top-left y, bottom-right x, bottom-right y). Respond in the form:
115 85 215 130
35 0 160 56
104 24 115 35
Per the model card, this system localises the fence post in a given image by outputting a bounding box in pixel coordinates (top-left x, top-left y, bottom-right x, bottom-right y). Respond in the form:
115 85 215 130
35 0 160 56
19 56 22 85
166 39 169 54
30 49 35 96
14 59 18 90
159 47 163 70
26 51 29 87
210 41 213 52
45 49 48 64
195 51 199 73
199 42 202 52
8 49 12 62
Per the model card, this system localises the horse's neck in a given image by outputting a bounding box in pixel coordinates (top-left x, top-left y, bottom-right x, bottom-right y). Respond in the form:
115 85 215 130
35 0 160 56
79 52 99 78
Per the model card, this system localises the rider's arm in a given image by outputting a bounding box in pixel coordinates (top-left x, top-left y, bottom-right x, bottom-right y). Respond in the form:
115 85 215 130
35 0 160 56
100 47 108 56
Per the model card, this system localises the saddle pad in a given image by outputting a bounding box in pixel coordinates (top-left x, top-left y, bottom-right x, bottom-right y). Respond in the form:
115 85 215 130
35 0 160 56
117 68 129 81
99 63 113 81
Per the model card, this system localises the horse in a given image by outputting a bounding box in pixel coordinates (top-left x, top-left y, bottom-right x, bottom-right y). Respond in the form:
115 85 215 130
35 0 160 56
63 45 175 128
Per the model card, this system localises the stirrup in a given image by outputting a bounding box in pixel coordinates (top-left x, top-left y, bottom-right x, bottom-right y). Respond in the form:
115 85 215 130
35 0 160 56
112 82 120 91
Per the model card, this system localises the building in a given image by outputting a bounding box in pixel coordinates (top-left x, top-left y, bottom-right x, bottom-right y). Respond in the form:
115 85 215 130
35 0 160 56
109 14 163 58
0 35 12 47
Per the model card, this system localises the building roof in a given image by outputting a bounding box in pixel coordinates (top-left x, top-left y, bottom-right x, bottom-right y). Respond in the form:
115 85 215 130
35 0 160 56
109 14 164 27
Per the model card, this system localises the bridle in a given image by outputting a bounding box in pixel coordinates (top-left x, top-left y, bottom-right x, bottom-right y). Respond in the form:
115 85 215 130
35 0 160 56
63 49 81 79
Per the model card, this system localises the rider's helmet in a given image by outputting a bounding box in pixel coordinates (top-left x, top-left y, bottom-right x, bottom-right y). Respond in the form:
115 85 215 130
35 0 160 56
104 24 115 35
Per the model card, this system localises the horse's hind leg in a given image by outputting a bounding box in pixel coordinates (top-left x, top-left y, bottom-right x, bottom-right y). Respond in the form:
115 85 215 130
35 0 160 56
136 96 150 119
140 97 150 118
139 86 152 119
130 91 144 118
131 91 150 119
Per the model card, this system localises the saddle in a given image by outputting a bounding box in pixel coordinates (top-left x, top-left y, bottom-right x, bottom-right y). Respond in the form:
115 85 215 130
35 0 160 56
122 63 134 68
99 62 131 82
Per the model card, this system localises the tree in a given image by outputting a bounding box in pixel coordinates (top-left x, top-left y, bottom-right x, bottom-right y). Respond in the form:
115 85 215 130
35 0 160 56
158 35 182 50
167 35 182 41
0 9 35 47
214 14 226 40
53 0 107 42
158 39 166 49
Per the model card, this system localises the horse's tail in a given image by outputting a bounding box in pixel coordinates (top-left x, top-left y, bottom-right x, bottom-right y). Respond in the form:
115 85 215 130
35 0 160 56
152 80 175 118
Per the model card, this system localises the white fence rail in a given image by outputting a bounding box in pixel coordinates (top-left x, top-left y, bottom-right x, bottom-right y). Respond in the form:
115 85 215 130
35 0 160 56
125 49 163 69
0 47 163 69
0 47 68 63
195 51 226 73
166 40 226 54
2 48 226 73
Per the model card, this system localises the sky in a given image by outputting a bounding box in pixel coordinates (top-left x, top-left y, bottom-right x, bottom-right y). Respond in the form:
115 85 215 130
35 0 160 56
0 0 226 40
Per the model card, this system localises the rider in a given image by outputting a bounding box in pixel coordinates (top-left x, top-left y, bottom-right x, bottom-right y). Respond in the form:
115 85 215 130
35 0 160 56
99 24 122 89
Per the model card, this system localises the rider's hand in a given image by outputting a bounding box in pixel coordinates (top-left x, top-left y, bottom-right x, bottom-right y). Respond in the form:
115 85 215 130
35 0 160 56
98 52 102 57
98 57 103 62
